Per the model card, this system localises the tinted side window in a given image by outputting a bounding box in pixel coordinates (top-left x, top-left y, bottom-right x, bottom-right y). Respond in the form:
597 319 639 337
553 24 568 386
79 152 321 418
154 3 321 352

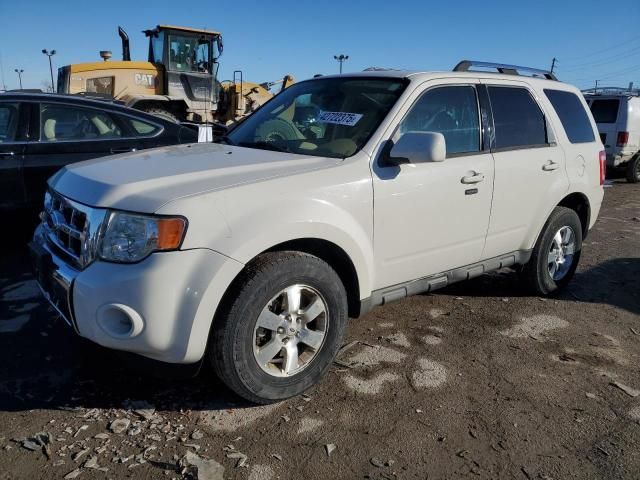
590 99 619 124
127 118 161 137
488 87 547 149
40 104 122 142
544 89 595 144
398 86 480 155
0 103 19 142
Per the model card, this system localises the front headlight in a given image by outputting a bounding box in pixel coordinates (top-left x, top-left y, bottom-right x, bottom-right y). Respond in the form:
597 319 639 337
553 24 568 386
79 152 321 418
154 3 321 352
99 212 187 263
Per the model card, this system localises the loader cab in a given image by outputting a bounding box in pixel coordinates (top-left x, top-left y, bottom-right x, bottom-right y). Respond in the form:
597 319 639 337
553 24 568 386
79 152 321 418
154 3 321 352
145 25 223 107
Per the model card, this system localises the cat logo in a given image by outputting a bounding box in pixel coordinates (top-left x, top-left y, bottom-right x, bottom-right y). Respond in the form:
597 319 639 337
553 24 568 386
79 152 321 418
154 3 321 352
134 73 155 87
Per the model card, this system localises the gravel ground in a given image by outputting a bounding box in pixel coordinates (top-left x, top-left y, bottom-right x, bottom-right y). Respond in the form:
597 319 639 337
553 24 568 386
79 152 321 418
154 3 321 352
0 181 638 480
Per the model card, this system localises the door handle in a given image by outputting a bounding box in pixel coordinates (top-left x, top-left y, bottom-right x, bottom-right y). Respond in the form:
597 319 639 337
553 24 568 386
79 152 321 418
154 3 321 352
0 151 15 157
461 172 485 184
542 160 559 171
110 148 136 154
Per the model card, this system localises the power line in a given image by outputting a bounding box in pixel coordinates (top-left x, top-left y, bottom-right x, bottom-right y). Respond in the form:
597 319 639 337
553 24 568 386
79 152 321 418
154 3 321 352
564 63 640 83
559 46 640 72
560 35 640 64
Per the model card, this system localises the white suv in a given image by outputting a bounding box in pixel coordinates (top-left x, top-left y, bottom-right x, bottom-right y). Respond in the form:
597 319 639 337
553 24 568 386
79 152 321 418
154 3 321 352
31 61 605 403
583 87 640 183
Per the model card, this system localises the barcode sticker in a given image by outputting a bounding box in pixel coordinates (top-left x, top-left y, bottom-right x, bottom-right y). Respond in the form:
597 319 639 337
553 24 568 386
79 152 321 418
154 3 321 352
317 111 363 127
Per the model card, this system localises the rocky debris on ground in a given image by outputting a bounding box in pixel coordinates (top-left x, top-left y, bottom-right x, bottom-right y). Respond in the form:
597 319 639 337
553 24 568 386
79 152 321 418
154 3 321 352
14 431 51 458
182 450 225 480
610 381 640 397
325 443 337 456
109 418 131 434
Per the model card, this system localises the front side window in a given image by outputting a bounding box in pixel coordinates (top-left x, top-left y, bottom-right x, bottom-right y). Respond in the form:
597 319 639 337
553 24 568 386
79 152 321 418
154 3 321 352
40 104 122 142
0 103 19 143
397 86 480 155
226 77 407 158
590 99 620 124
168 35 210 73
488 87 547 149
544 89 595 144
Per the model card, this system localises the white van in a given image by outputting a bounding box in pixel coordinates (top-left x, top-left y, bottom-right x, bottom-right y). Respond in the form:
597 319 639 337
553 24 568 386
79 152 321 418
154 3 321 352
583 87 640 183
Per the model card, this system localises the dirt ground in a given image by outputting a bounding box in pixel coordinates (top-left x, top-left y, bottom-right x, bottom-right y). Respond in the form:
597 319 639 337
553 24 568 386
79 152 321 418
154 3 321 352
0 181 639 480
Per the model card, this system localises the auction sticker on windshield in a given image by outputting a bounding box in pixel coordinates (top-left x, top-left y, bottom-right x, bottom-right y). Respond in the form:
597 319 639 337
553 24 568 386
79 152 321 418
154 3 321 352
318 111 363 127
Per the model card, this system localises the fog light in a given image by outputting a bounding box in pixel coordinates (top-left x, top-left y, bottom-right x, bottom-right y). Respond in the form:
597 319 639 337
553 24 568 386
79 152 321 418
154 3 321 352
96 304 144 338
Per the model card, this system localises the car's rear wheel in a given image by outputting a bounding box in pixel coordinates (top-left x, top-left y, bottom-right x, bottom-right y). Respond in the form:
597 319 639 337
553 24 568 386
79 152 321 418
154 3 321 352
209 252 348 404
522 207 582 295
626 155 640 183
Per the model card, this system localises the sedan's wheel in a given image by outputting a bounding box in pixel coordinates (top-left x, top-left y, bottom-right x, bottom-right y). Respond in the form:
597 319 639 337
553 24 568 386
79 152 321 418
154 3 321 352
522 206 583 295
209 252 347 404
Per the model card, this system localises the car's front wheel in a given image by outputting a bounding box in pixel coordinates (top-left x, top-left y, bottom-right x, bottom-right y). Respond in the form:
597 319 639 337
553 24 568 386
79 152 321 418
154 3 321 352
522 207 583 295
209 252 348 404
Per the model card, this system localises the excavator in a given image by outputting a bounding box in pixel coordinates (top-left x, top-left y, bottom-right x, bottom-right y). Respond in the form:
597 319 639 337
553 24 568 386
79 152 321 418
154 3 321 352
56 25 294 125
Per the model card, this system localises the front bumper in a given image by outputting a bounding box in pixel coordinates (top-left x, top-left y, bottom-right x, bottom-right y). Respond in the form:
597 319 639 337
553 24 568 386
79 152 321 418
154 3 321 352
31 225 244 364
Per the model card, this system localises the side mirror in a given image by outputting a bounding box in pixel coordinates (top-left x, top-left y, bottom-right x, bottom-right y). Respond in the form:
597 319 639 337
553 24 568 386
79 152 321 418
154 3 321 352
385 131 446 165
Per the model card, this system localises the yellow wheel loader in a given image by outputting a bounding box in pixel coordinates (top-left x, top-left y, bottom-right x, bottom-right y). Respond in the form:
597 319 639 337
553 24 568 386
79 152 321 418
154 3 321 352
57 25 293 125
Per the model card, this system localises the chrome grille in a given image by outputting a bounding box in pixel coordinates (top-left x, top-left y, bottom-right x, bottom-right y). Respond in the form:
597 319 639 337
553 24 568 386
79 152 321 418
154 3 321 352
41 190 107 269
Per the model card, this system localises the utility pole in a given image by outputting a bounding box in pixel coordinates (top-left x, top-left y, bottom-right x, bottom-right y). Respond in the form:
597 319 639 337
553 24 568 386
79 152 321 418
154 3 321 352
334 54 349 74
42 49 56 92
14 69 24 89
550 57 557 74
595 79 599 93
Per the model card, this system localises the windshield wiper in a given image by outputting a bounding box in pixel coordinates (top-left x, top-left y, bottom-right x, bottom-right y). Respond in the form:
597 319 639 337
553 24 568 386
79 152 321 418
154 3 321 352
237 141 289 153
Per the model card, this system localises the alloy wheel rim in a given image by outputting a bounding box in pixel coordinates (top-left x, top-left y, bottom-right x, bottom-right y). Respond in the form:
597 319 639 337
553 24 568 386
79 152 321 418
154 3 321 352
547 226 576 281
252 284 328 377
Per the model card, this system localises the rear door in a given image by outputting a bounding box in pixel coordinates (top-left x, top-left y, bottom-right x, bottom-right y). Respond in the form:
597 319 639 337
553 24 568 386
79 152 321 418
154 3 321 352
480 80 568 259
0 101 28 209
22 101 142 205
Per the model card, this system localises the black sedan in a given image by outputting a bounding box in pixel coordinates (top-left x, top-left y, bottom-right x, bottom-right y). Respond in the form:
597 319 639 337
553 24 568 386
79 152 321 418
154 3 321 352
0 93 198 211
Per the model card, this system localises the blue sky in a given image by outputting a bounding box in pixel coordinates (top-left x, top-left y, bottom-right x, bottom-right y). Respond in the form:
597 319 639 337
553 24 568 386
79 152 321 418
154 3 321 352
1 0 639 91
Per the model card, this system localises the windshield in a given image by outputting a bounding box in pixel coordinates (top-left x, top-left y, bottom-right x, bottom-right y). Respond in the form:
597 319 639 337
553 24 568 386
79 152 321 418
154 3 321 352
225 77 407 158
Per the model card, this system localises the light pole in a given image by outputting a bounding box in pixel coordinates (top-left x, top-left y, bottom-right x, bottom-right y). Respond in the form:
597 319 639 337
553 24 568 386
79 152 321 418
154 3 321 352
334 54 349 74
42 49 56 92
14 69 24 89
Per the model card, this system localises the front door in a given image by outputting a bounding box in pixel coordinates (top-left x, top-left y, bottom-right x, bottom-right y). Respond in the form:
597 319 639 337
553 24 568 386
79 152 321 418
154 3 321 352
372 81 494 289
0 101 27 209
22 101 140 205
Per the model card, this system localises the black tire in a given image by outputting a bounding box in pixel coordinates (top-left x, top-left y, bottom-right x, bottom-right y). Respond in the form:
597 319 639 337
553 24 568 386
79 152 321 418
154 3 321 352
626 155 640 183
209 251 348 404
522 207 583 296
139 107 179 123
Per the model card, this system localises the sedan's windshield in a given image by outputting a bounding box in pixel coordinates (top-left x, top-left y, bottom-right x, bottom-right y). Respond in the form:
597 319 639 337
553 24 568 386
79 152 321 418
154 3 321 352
225 77 407 158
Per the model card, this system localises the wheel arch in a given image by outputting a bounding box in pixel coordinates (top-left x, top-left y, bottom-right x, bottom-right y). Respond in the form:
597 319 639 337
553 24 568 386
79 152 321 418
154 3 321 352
557 192 591 239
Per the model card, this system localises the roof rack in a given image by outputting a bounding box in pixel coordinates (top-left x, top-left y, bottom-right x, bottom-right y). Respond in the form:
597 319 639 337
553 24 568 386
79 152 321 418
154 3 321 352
581 86 639 97
453 60 558 81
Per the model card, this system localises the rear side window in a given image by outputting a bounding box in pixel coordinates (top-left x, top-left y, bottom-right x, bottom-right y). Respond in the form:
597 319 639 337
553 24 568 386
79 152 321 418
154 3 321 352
590 99 620 123
127 118 161 137
0 103 19 142
488 87 547 149
544 89 595 144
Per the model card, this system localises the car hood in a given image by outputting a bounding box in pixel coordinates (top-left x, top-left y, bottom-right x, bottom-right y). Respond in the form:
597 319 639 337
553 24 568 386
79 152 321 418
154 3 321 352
50 143 339 213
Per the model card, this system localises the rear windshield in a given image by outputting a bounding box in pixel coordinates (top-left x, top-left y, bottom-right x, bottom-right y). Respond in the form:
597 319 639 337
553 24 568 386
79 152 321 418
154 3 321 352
590 99 619 124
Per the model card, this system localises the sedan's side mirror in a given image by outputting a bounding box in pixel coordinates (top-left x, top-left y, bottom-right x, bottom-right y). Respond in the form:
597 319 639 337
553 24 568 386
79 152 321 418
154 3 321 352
385 131 446 165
